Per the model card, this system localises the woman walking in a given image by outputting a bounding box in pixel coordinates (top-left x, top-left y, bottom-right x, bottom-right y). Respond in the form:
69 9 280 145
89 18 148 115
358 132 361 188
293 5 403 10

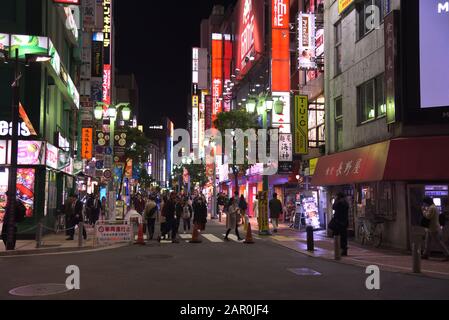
224 197 243 241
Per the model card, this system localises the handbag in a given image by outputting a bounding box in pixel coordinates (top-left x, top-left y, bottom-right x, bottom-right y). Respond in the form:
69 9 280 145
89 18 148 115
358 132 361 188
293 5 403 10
420 216 431 228
328 218 339 232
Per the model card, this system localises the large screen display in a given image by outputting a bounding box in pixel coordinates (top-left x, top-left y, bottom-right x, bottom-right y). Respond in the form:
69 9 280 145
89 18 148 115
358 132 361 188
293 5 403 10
420 0 449 109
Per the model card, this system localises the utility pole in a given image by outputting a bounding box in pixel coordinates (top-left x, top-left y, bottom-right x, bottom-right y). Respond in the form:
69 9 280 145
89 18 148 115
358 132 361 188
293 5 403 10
6 48 20 250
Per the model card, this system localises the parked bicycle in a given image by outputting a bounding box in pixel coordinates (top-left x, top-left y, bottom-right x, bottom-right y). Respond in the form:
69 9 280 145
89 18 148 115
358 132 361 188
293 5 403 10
357 216 386 248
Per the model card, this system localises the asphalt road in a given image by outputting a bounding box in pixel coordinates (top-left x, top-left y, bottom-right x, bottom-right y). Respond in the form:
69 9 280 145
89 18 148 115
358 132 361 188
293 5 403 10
1 223 449 300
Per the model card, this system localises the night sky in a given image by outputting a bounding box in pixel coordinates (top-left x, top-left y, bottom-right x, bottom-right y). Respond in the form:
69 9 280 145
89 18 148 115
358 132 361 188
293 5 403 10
115 0 237 130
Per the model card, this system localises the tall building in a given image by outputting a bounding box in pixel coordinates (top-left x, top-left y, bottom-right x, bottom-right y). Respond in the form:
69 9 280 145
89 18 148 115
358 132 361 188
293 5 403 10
0 0 82 235
313 0 449 249
115 72 139 121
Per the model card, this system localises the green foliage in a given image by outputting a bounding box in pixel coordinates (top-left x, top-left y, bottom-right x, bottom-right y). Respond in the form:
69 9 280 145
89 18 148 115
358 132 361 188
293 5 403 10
172 161 209 192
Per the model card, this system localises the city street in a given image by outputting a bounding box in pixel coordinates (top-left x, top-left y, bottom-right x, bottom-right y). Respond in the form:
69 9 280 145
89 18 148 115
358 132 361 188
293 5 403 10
1 223 449 300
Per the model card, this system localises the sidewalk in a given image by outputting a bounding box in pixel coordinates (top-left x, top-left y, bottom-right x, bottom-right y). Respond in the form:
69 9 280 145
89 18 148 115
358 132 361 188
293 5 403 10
221 216 449 280
0 226 122 257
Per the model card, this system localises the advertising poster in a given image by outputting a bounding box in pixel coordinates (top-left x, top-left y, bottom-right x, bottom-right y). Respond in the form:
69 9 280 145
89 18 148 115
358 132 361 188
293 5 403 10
295 95 309 155
298 13 317 70
46 143 59 170
16 168 36 218
0 33 9 51
17 141 44 165
302 194 320 229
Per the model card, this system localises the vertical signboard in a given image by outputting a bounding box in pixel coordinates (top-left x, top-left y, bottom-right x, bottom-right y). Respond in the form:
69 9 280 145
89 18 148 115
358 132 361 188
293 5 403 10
298 13 317 70
102 0 112 105
211 33 223 125
223 34 233 113
295 95 308 155
205 95 213 130
81 128 93 160
91 37 103 77
192 47 199 84
272 0 290 92
385 10 399 124
82 0 96 30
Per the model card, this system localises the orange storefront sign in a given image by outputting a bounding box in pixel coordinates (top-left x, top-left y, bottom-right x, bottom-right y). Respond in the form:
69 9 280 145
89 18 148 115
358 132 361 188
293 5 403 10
81 128 93 160
211 33 223 125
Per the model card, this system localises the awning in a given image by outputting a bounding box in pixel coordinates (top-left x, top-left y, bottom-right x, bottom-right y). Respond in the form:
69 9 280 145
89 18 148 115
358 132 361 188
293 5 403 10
312 136 449 186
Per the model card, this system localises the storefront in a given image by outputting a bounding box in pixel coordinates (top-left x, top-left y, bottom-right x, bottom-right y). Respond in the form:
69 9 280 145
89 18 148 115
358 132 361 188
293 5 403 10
312 136 449 249
0 139 75 237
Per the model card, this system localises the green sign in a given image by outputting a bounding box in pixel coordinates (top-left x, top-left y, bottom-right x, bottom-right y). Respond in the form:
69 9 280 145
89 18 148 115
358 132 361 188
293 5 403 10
10 35 48 59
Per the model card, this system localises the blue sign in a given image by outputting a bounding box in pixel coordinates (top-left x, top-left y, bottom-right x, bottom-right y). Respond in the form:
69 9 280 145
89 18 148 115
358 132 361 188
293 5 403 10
105 147 113 155
96 161 104 170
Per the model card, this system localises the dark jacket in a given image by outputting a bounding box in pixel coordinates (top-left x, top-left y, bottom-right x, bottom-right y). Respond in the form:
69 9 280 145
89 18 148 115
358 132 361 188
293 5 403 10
269 198 283 219
175 203 184 220
239 198 248 211
163 199 176 221
193 201 207 225
332 199 349 229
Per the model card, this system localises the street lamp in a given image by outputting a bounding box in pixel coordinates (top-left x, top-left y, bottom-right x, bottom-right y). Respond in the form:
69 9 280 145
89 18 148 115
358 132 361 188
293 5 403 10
4 49 52 250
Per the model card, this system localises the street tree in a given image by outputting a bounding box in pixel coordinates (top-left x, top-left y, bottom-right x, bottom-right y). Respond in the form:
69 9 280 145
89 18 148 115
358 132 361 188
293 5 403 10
213 108 259 193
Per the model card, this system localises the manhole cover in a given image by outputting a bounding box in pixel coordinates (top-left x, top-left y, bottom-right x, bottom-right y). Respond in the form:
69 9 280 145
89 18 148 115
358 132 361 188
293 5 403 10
288 268 322 276
9 284 70 297
137 254 173 260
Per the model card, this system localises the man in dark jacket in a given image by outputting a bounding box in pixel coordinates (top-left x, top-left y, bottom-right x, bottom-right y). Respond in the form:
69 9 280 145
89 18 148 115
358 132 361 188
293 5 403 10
164 192 178 243
332 192 349 256
67 195 87 241
193 196 208 231
269 193 283 233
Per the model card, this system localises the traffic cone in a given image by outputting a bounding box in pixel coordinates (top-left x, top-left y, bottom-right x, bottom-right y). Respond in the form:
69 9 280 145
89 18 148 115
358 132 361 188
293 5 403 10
135 223 145 245
244 223 255 244
189 224 202 244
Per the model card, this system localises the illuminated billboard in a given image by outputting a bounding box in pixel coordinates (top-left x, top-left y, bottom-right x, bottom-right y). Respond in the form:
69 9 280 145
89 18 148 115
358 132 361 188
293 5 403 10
211 33 223 123
235 0 264 77
419 0 449 109
298 13 317 70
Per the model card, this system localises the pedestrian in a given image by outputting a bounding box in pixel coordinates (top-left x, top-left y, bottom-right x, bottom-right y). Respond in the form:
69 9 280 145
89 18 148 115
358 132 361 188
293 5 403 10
175 196 184 236
1 194 26 250
193 195 208 232
253 195 259 221
144 196 158 240
92 193 102 226
85 194 94 226
100 196 107 221
182 198 193 233
67 195 87 241
269 193 283 233
239 195 249 232
224 197 243 241
163 192 178 243
159 195 169 241
134 194 145 216
331 192 349 256
422 197 449 261
64 193 75 236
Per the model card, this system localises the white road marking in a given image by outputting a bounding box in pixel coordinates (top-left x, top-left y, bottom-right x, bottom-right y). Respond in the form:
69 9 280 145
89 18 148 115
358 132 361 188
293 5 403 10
202 234 224 243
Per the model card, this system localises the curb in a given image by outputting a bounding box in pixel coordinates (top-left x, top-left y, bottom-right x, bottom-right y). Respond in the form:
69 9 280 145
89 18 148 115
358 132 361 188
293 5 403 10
0 243 129 258
269 238 449 281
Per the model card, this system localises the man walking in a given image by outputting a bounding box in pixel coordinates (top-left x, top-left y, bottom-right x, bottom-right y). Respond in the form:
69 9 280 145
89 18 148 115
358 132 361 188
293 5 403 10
144 196 158 241
422 197 449 261
67 195 87 241
269 193 282 233
332 192 349 256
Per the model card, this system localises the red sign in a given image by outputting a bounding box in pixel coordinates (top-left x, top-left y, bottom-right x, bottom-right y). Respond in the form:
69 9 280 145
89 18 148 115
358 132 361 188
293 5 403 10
53 0 80 4
235 0 264 77
272 0 290 92
103 64 111 105
211 34 223 125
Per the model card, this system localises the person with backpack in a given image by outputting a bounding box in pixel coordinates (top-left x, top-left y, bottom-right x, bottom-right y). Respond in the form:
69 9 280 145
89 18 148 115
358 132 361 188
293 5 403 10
182 198 193 233
144 196 158 241
1 194 26 250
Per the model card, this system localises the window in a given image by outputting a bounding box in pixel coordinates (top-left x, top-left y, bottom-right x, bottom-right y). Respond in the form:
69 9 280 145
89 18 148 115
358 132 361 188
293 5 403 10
357 74 385 123
335 22 342 75
335 97 343 151
357 0 390 40
308 96 326 148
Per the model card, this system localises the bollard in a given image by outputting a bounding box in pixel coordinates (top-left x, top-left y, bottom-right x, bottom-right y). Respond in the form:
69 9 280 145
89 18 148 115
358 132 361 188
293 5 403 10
35 223 43 249
306 226 314 252
412 242 422 274
334 235 341 261
78 222 84 248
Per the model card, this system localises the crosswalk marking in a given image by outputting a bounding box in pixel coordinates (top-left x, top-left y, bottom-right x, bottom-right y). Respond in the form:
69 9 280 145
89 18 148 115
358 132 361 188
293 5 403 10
202 234 224 243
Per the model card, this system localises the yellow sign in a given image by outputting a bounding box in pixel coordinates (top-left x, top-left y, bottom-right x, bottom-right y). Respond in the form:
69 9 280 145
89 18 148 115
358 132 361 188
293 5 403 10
258 191 269 233
338 0 355 14
295 95 308 155
309 158 318 176
192 95 199 107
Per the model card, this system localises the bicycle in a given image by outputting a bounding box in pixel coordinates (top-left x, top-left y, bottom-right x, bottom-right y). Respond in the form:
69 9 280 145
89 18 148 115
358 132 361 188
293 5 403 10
357 216 385 248
54 214 66 234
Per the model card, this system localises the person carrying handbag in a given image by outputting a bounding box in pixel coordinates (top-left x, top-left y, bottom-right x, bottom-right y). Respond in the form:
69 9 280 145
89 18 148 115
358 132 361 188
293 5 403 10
422 197 449 261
